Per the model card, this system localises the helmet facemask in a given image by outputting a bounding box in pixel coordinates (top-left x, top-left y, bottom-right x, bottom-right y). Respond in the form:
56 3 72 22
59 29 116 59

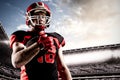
26 9 50 29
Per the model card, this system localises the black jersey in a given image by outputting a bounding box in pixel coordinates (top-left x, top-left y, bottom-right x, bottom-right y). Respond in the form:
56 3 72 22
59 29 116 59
10 30 65 80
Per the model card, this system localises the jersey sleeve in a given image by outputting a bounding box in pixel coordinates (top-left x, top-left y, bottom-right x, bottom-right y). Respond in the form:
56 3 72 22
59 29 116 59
9 30 26 48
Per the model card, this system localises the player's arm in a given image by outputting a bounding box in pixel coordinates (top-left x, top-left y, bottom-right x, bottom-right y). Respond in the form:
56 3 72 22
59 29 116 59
11 41 40 68
57 46 72 80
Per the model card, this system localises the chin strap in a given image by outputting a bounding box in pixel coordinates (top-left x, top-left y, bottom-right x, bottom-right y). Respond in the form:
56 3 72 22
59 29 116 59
32 25 45 32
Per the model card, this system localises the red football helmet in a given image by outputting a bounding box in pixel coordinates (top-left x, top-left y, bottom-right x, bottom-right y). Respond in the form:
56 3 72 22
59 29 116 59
26 2 51 29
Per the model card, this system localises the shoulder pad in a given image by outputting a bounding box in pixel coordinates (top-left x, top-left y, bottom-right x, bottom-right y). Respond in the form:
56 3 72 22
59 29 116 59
47 32 65 48
10 30 26 48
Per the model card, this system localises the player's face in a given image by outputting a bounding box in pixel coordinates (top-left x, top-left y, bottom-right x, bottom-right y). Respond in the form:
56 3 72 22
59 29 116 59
32 12 47 27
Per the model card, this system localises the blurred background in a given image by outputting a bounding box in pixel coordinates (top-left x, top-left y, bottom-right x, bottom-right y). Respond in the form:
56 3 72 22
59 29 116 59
0 0 120 79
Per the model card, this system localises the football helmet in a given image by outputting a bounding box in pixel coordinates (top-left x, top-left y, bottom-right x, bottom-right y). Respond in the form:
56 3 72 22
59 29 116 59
26 2 51 29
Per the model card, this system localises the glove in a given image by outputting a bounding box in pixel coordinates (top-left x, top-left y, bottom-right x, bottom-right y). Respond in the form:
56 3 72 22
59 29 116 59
38 31 54 50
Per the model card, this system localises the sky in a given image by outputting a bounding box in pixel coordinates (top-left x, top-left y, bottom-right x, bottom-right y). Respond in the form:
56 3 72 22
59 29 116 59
0 0 120 50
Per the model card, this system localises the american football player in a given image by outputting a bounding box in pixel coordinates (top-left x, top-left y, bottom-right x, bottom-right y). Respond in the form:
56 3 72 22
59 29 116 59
10 2 72 80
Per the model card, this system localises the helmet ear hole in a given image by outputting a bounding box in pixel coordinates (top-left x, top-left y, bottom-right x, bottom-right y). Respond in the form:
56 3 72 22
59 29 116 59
26 16 29 21
26 13 30 26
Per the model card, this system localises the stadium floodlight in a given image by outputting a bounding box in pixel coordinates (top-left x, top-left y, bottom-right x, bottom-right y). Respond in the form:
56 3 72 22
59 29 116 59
0 40 9 45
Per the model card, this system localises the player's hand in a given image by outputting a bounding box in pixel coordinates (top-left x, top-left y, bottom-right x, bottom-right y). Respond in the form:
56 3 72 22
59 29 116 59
37 31 54 50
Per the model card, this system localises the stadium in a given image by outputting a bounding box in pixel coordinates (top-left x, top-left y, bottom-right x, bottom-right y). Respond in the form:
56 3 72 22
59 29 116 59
0 23 120 80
